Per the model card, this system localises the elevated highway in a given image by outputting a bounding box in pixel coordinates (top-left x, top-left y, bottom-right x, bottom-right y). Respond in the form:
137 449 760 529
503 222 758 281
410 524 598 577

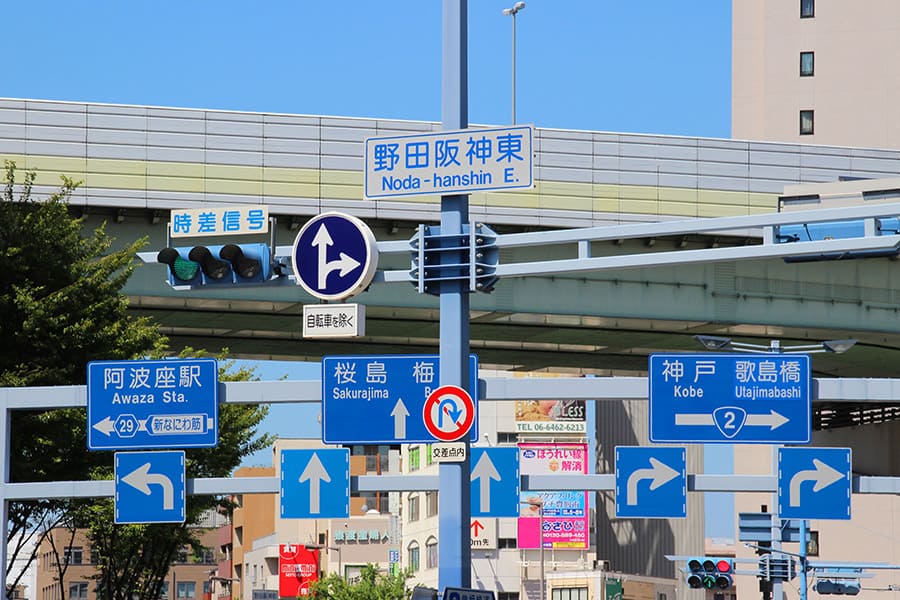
3 98 900 432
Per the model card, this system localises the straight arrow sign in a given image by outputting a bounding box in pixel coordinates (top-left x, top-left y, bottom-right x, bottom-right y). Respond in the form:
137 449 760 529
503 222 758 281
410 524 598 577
391 399 409 439
471 451 501 513
469 447 519 518
281 448 349 519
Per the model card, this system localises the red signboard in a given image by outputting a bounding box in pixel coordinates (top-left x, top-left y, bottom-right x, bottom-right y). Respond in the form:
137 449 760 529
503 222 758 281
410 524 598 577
279 544 319 597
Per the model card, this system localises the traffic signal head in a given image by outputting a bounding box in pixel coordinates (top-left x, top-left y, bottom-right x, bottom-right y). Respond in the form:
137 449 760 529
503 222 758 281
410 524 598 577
686 557 733 590
157 243 272 286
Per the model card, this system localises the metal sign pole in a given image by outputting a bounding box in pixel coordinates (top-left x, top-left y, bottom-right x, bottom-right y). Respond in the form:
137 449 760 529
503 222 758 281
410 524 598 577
438 0 472 590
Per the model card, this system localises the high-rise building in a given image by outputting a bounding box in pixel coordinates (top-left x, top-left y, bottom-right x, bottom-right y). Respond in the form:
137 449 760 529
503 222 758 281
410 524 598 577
733 0 900 148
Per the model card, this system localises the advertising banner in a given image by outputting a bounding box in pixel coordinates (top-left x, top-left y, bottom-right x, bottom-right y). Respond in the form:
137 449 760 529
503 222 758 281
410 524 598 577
278 544 319 597
515 399 586 434
517 443 589 549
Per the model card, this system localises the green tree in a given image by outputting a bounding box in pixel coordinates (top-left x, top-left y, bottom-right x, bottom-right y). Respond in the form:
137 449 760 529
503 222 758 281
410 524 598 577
1 159 165 598
0 162 273 599
311 564 412 600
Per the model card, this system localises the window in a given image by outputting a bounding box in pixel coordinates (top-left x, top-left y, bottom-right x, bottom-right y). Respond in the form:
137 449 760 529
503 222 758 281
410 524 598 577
800 110 815 135
409 447 420 471
498 594 519 600
426 537 438 569
800 52 814 76
807 530 820 556
176 581 196 599
68 582 88 599
63 546 83 565
161 582 170 599
498 537 518 549
658 594 667 600
426 491 438 517
551 587 588 600
407 543 420 572
800 0 814 17
408 493 420 522
425 444 433 466
498 432 519 444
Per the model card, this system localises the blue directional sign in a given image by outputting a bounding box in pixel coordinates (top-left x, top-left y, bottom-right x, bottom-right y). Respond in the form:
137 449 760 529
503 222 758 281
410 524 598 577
292 212 379 301
649 353 811 444
615 446 686 519
114 450 186 524
778 447 851 520
443 588 496 600
87 358 218 450
470 448 519 517
322 354 479 444
280 449 350 519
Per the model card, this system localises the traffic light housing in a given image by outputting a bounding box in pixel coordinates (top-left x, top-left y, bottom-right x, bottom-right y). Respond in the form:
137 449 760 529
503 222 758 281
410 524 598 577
158 243 273 286
686 557 733 590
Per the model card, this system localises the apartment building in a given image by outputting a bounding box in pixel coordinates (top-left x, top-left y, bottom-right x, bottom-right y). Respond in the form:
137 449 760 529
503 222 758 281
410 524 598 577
733 0 900 147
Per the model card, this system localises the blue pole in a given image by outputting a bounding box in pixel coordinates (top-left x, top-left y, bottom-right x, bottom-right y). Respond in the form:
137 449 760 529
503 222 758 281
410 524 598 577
438 0 472 591
799 519 809 600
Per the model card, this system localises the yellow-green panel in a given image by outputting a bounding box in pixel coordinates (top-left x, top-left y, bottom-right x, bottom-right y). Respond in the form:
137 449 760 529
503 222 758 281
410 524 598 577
206 164 262 182
85 173 147 190
148 161 204 179
263 166 319 184
320 184 362 200
618 185 660 202
748 192 778 211
320 170 363 186
537 180 592 199
86 158 145 177
206 178 263 196
656 201 698 217
485 190 540 208
697 189 753 207
619 198 663 215
592 197 621 213
24 156 87 179
657 187 699 204
538 194 593 212
147 175 204 193
263 181 321 198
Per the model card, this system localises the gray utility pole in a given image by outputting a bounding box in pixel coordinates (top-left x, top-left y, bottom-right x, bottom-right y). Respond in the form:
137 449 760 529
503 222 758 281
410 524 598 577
438 0 472 590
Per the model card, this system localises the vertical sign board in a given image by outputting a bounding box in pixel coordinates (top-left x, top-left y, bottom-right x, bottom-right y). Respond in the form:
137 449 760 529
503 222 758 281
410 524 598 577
364 126 534 199
777 447 852 520
470 448 520 518
114 451 186 524
279 544 319 598
87 358 218 450
649 354 811 444
517 443 589 549
322 355 479 444
280 449 350 519
615 446 686 519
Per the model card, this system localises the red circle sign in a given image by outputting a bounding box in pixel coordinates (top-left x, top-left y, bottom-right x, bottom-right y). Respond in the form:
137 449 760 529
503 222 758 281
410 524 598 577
422 385 475 442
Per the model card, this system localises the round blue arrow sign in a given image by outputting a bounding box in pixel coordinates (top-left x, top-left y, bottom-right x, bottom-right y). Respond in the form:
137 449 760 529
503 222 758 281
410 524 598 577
291 212 379 301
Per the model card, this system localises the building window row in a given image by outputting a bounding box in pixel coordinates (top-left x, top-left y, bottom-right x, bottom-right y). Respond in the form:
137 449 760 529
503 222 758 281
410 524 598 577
800 51 814 77
551 587 588 600
800 110 815 135
801 0 814 18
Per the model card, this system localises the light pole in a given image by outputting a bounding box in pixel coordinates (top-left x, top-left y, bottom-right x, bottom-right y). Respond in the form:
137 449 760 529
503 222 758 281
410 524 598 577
520 498 544 600
502 2 526 124
693 334 856 600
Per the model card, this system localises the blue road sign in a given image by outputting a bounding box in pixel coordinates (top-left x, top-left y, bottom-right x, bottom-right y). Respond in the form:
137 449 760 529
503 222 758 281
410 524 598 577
280 449 350 519
615 446 686 519
649 354 811 444
778 447 851 520
470 448 519 517
114 451 186 524
87 358 218 450
292 212 379 301
443 588 496 600
322 354 479 444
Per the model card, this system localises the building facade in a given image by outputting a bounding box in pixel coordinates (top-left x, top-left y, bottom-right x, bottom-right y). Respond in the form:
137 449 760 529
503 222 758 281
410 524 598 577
733 0 900 148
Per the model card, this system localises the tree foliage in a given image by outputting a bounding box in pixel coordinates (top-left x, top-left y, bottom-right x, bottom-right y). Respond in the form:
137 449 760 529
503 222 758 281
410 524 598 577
0 161 273 599
311 564 412 600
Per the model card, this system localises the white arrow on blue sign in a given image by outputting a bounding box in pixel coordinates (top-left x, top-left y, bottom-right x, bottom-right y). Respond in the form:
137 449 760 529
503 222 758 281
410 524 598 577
649 353 811 444
777 447 852 520
322 354 479 444
115 450 186 524
469 448 519 517
292 212 379 301
280 449 350 519
88 358 218 450
615 446 686 519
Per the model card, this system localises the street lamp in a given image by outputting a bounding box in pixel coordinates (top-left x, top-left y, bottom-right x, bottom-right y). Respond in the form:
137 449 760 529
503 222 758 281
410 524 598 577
693 335 857 355
502 2 526 124
520 498 544 600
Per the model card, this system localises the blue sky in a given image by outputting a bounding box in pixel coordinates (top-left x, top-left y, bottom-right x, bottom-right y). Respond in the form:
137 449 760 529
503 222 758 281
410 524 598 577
7 1 734 536
4 1 731 137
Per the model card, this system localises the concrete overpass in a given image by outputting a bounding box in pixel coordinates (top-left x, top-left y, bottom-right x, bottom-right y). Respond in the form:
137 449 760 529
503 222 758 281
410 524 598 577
2 97 900 431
